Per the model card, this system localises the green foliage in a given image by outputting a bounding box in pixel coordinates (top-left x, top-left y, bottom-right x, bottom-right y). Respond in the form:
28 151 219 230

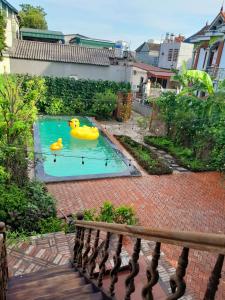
173 63 214 95
45 97 64 115
115 135 172 175
0 11 6 60
154 90 225 172
0 74 46 185
39 217 64 234
19 4 48 29
91 90 117 119
144 136 213 171
83 201 137 225
0 181 56 233
35 76 130 119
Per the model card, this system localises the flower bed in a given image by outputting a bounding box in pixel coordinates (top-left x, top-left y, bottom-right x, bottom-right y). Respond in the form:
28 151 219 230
115 135 172 175
144 136 214 172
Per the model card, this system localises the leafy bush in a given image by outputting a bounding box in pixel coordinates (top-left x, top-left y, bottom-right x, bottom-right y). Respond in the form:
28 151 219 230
115 135 172 175
155 91 225 172
83 201 137 225
91 90 117 119
45 97 64 115
0 181 56 233
39 217 64 234
144 136 214 171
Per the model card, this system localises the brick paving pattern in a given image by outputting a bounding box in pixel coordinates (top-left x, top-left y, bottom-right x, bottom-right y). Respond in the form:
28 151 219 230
47 172 225 299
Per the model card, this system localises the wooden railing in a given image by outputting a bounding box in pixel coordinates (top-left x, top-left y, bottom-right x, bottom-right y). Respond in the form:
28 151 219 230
74 213 225 300
0 223 8 300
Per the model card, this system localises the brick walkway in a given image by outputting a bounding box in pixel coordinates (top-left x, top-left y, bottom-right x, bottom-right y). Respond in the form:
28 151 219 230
47 172 225 299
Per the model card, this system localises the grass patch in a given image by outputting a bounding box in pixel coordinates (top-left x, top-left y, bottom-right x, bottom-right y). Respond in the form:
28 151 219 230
115 135 172 175
144 136 214 172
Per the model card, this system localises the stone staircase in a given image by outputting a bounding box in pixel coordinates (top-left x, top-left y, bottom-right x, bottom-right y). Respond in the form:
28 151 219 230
7 265 104 300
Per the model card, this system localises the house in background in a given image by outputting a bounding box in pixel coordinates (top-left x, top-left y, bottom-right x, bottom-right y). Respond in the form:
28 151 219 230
135 40 160 67
158 33 194 70
0 0 19 73
20 28 65 44
188 6 225 84
130 61 175 99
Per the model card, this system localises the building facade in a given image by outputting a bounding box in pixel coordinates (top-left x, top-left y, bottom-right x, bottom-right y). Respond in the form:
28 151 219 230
0 0 19 73
188 7 225 82
135 40 160 67
158 34 194 70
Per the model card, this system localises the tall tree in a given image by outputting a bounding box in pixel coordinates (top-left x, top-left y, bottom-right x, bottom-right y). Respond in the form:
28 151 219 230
18 4 48 29
0 12 6 60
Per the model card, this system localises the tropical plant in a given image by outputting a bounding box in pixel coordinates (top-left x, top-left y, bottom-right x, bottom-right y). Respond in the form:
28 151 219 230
173 63 214 95
18 4 48 29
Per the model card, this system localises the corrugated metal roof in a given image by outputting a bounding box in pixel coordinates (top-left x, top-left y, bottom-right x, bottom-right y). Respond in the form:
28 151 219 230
20 28 64 36
133 62 174 79
9 40 115 66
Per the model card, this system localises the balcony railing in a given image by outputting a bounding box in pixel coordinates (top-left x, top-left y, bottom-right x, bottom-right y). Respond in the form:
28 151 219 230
74 213 225 300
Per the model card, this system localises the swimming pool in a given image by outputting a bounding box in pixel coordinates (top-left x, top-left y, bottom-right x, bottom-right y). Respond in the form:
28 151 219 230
34 116 140 182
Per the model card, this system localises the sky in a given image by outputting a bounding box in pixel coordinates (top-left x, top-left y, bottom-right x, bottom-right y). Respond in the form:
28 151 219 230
10 0 224 49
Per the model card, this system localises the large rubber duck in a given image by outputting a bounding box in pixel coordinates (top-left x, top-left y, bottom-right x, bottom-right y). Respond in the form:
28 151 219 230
50 138 63 151
69 118 99 141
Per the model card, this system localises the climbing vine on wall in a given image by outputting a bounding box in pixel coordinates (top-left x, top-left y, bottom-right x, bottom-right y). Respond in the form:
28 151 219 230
0 12 6 61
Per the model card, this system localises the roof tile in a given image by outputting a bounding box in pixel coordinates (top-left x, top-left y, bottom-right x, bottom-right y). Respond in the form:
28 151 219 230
9 40 115 66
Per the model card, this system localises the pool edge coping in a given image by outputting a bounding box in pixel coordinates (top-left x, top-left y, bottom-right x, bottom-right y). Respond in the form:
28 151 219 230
33 116 142 183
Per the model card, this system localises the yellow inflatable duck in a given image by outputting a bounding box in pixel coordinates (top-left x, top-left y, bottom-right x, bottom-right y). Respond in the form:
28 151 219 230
50 138 63 151
69 118 99 141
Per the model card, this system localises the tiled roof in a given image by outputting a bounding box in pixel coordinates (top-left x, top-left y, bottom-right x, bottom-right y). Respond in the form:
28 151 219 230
133 62 174 79
9 40 115 66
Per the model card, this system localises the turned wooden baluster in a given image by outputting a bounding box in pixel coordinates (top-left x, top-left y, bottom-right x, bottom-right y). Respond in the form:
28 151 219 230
109 234 123 296
0 222 8 300
77 228 85 268
97 232 111 288
167 247 189 300
73 213 84 265
82 229 92 273
142 242 161 300
203 254 224 300
88 229 100 279
125 238 141 300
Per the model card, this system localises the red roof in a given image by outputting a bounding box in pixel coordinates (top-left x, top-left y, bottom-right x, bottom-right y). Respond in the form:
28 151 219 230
133 62 174 79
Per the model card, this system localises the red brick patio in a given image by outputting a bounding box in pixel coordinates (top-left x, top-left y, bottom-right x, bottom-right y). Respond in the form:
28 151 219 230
47 172 225 299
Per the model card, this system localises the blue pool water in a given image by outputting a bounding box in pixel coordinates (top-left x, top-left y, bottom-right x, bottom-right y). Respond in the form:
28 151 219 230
35 117 131 181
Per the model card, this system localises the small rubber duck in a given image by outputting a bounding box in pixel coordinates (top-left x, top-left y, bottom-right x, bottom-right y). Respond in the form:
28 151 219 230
50 138 63 151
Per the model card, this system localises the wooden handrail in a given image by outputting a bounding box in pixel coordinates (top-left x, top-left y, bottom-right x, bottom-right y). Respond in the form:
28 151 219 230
75 220 225 254
0 222 8 300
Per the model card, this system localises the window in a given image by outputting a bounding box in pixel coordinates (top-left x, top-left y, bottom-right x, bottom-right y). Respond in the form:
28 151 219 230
168 49 179 62
173 49 179 62
133 70 137 75
168 49 173 61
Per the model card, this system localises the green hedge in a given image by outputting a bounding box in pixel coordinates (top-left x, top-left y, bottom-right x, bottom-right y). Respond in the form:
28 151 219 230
115 135 172 175
144 136 214 172
28 76 131 119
